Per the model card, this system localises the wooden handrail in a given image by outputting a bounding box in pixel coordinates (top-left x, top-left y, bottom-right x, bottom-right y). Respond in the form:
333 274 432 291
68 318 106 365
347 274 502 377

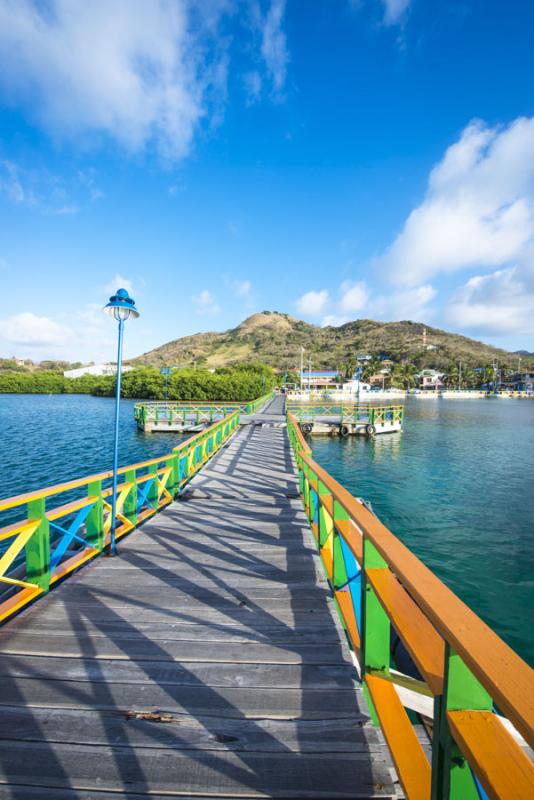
287 411 534 762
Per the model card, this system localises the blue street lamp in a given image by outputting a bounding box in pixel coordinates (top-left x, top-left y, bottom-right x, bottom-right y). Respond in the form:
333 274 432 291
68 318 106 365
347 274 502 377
103 288 139 556
160 366 173 403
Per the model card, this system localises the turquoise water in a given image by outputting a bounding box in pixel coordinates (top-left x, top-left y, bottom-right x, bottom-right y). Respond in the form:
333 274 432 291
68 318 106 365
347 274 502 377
0 394 185 502
310 397 534 667
0 393 532 665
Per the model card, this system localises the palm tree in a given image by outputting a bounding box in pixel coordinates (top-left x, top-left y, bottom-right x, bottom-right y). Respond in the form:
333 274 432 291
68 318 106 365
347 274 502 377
391 362 417 389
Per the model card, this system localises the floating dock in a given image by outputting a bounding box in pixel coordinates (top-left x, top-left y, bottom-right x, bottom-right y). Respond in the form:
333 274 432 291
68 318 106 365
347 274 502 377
134 393 272 432
287 401 404 436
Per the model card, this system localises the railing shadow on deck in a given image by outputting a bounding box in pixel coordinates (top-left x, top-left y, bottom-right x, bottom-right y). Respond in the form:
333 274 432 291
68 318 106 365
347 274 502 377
0 408 387 797
0 450 380 796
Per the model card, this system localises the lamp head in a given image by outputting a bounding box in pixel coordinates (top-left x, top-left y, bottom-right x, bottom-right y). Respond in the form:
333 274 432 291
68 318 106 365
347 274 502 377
104 288 139 321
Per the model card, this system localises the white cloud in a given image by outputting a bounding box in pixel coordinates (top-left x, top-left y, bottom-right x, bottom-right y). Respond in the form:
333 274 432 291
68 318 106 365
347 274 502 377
0 159 102 214
233 280 253 298
248 0 289 100
0 0 232 161
382 0 411 26
243 71 262 105
448 264 534 336
339 280 368 313
0 312 71 348
378 117 534 286
105 274 135 297
296 289 329 317
193 289 220 314
260 0 288 93
371 284 437 321
0 160 37 206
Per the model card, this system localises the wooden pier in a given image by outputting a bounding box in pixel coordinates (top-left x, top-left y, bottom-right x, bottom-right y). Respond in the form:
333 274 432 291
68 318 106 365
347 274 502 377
0 397 396 798
0 396 533 798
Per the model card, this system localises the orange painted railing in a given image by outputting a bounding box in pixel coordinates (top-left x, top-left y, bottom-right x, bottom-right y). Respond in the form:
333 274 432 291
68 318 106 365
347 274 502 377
287 411 534 800
0 411 240 624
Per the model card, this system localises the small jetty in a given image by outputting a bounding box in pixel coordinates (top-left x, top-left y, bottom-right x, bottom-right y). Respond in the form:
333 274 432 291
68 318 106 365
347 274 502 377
287 401 404 436
134 393 272 432
0 394 533 798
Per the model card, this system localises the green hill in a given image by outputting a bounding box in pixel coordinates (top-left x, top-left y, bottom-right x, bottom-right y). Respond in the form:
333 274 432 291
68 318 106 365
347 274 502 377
132 311 530 372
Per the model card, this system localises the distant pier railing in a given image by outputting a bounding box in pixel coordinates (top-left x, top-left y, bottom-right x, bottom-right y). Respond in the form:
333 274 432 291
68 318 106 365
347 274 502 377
287 402 404 435
0 411 240 624
287 410 534 800
134 392 273 431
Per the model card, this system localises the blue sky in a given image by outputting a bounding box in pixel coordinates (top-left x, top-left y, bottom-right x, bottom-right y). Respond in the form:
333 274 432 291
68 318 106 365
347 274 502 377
1 0 534 362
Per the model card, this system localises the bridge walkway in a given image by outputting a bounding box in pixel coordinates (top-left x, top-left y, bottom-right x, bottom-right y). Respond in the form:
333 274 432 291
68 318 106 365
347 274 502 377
0 395 397 798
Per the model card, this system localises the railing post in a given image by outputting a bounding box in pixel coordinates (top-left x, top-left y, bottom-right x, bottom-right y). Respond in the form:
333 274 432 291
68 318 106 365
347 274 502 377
123 469 138 527
86 479 104 550
147 464 158 507
331 501 349 591
169 453 180 497
25 498 50 592
431 646 492 800
361 537 390 722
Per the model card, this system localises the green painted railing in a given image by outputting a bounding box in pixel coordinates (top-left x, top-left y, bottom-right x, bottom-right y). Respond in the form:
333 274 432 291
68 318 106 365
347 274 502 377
287 410 534 800
287 402 404 428
134 392 274 429
0 411 240 625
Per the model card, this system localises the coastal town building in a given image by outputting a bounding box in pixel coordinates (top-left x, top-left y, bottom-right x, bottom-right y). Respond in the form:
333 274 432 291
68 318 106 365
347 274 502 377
501 371 534 392
64 363 134 379
416 369 445 391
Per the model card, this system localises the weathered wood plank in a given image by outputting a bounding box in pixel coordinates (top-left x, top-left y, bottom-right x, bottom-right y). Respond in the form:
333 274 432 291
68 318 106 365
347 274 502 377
0 619 344 643
0 676 368 719
0 740 394 798
0 706 376 752
0 631 350 664
0 654 357 689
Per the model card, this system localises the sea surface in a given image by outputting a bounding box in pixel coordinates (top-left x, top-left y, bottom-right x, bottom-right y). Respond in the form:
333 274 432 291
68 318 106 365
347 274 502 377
311 396 534 666
0 393 533 666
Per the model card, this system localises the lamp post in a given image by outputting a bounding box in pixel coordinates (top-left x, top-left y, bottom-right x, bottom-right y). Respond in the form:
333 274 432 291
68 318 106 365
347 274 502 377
160 366 173 403
300 347 305 391
103 288 139 556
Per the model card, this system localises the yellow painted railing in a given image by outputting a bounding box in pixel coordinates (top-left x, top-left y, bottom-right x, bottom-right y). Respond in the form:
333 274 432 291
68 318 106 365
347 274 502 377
287 411 534 800
0 411 240 624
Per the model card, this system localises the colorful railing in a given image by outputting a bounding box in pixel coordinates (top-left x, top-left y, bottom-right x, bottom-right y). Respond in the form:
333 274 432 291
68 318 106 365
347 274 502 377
287 411 534 800
0 411 240 624
287 402 404 428
134 392 273 429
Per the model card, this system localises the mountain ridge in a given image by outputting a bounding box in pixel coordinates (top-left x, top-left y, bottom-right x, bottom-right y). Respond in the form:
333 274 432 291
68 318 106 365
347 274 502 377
132 311 529 371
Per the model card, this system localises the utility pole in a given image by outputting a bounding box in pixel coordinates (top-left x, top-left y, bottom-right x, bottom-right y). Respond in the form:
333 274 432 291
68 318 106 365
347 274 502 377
308 356 312 396
300 347 305 391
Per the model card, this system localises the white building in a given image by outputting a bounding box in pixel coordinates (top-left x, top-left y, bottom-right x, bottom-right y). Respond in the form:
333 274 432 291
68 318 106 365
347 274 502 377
64 363 134 379
416 369 444 390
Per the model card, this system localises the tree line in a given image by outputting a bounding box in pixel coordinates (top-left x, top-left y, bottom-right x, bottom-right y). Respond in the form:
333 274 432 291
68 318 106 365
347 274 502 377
0 364 275 400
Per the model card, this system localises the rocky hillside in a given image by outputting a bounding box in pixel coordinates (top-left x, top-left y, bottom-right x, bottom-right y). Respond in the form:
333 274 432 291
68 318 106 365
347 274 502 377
132 311 528 371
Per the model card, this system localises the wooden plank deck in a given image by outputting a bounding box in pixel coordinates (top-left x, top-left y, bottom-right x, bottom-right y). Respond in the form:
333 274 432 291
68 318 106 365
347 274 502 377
0 396 397 798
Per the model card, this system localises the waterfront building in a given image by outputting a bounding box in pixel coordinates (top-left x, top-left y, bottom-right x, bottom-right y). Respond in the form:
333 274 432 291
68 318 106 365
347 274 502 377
501 371 534 392
64 362 134 379
416 368 445 390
